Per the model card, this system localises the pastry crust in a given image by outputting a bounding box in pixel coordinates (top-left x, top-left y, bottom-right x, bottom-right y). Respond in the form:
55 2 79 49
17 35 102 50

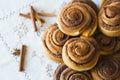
112 50 120 61
42 23 69 62
58 2 97 37
100 0 108 8
53 64 68 80
53 64 93 80
94 31 120 55
71 0 99 14
100 0 120 8
62 37 100 71
91 56 120 80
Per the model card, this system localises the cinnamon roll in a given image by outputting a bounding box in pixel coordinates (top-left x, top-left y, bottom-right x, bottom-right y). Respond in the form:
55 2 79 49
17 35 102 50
53 64 93 80
58 2 97 36
99 2 120 37
94 32 120 55
71 0 98 14
42 23 69 62
62 37 100 71
91 56 120 80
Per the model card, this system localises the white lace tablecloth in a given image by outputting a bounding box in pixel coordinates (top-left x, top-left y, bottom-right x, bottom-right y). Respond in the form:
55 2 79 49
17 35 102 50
0 0 100 80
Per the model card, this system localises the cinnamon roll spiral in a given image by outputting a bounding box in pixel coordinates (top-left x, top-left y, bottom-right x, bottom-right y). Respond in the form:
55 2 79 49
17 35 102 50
99 2 120 37
42 23 69 62
53 64 93 80
94 32 120 55
91 56 120 80
58 2 97 36
71 0 98 14
62 37 100 71
53 64 68 80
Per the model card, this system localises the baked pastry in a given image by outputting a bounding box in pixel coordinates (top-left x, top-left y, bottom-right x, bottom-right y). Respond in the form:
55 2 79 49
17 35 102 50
100 0 120 8
53 64 68 80
91 56 120 80
58 2 97 36
94 31 120 55
71 0 98 14
42 23 69 62
53 64 93 80
99 2 120 37
62 37 100 71
112 51 120 61
100 0 106 8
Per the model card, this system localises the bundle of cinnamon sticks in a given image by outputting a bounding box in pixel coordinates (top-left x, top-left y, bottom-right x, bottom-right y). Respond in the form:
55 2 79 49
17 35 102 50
19 6 56 32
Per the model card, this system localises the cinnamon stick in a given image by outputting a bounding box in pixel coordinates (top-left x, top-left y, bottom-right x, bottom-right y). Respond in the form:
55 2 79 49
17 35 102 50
28 12 56 17
30 6 37 32
35 12 43 27
19 45 27 71
37 12 56 17
19 13 31 19
19 13 45 23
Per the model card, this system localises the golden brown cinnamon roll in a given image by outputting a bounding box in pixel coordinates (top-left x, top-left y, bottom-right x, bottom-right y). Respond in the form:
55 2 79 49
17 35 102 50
42 23 69 62
71 0 98 14
53 64 93 80
58 2 97 37
62 37 100 71
91 56 120 80
94 32 120 55
99 2 120 37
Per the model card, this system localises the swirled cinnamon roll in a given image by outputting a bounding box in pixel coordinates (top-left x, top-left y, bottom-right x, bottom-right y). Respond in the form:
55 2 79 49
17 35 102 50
58 2 97 36
62 37 100 71
91 56 120 80
94 32 120 55
42 23 69 62
71 0 98 14
53 64 93 80
99 2 120 37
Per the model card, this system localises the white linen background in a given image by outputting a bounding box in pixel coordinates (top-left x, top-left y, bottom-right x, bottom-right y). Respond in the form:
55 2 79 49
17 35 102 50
0 0 100 80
